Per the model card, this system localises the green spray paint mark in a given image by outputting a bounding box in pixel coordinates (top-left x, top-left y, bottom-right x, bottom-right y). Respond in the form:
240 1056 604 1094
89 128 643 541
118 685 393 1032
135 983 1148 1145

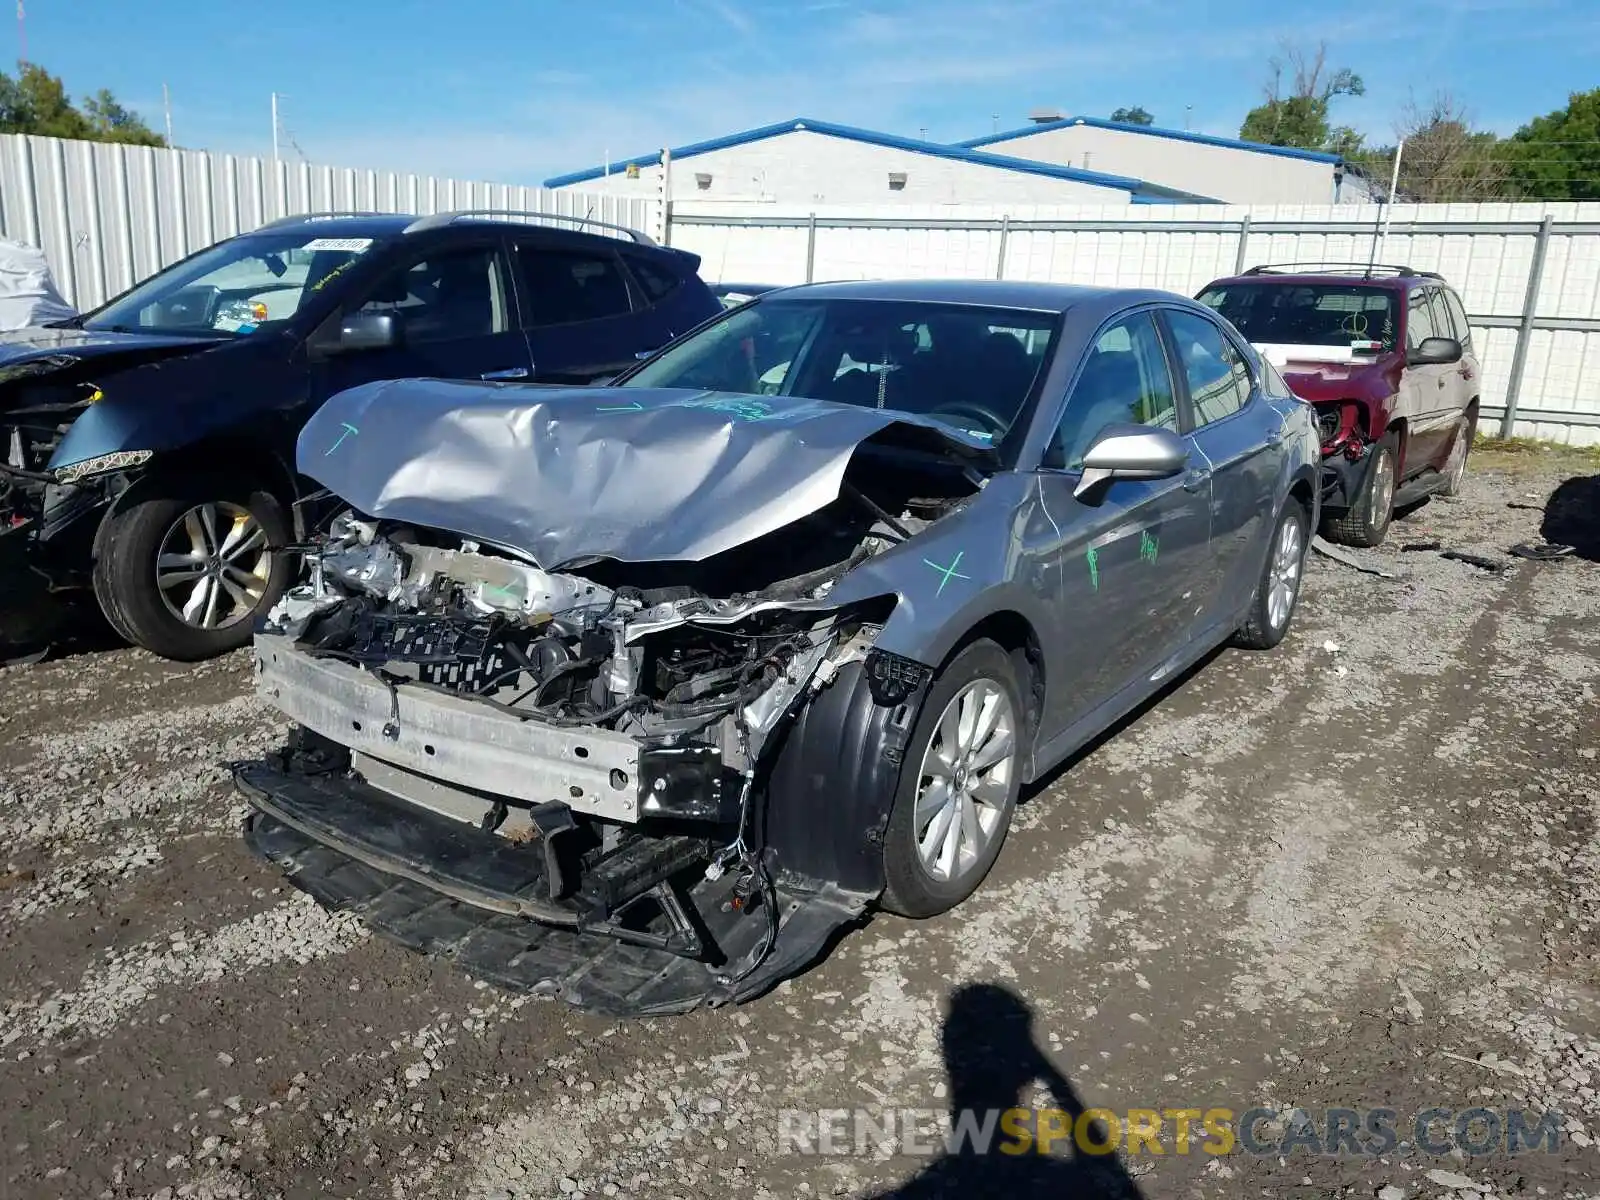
1086 545 1100 591
325 422 358 455
596 401 646 412
1140 531 1159 564
922 550 971 597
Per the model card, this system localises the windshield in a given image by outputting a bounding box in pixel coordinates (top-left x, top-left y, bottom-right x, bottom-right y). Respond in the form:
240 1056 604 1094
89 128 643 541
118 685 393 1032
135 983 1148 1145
621 297 1059 443
1197 283 1399 354
85 232 386 338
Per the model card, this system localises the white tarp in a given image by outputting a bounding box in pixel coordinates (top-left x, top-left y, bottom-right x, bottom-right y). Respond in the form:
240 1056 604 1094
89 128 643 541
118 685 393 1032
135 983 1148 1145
0 239 76 331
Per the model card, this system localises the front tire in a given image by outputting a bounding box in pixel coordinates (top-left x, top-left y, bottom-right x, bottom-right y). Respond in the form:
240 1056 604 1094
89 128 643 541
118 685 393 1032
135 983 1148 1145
880 640 1024 919
1233 500 1310 650
1321 433 1398 548
92 477 292 661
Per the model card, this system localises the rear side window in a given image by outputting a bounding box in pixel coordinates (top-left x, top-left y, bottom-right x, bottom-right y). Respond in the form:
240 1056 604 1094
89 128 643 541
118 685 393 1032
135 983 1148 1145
1406 288 1437 348
1165 309 1252 426
517 247 633 327
1426 288 1458 344
627 256 683 304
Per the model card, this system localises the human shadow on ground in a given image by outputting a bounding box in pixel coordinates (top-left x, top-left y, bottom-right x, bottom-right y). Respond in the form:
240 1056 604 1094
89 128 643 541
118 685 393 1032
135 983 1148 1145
864 983 1146 1199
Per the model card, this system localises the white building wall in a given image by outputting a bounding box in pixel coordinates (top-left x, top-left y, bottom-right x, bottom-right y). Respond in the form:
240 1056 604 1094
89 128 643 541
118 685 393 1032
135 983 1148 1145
559 131 1132 208
978 125 1339 205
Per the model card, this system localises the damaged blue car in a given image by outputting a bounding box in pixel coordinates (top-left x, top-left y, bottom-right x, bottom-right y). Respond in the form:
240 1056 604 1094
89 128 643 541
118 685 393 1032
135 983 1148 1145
0 210 717 661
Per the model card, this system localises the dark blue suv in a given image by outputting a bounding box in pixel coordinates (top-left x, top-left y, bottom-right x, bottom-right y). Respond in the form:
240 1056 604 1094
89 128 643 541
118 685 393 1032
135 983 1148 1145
0 211 719 661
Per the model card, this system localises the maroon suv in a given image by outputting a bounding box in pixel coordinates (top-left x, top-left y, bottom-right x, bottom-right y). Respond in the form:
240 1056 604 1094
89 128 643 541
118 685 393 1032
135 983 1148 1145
1197 264 1480 547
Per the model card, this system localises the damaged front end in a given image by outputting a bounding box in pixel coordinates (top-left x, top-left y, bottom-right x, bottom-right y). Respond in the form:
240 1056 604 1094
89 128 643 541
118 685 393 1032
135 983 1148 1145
237 492 945 1014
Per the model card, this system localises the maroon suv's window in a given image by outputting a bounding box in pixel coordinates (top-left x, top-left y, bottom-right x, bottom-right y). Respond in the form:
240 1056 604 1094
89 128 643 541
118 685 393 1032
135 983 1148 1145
1197 283 1398 353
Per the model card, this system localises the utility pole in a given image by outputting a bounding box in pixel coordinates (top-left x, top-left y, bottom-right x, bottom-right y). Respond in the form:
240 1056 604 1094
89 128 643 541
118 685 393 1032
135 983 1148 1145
16 0 25 68
1185 104 1192 131
162 83 174 147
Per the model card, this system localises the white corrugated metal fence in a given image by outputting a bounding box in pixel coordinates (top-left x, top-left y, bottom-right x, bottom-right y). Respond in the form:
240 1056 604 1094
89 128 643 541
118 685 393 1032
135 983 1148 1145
668 200 1600 445
0 133 650 313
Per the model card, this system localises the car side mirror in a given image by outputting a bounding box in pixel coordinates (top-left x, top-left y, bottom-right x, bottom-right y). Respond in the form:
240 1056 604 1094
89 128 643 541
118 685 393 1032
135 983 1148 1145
1072 424 1188 502
1407 336 1462 366
335 311 401 354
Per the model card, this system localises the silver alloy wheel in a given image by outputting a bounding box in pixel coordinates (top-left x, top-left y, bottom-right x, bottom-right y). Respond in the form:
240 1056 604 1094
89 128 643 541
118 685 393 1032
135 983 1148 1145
1266 514 1304 631
1370 448 1396 522
913 678 1016 884
155 502 271 630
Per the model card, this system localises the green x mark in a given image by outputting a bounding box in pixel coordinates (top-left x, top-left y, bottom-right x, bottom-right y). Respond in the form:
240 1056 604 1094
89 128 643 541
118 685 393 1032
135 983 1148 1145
922 550 972 597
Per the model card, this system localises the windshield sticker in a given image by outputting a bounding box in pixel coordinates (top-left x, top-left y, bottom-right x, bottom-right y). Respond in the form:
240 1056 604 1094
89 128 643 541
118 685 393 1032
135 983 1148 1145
922 550 971 597
325 422 359 455
304 237 374 253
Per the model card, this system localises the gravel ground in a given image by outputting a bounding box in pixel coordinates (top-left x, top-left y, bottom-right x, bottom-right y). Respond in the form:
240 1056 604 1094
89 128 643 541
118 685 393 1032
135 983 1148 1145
2 449 1598 1200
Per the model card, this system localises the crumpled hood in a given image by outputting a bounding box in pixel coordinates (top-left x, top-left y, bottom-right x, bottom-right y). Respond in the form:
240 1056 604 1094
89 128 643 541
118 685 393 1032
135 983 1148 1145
299 379 995 567
0 326 219 369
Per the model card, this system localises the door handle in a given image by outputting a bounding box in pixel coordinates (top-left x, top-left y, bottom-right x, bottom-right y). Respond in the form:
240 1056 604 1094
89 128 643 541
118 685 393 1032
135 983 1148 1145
482 366 530 380
1182 468 1211 492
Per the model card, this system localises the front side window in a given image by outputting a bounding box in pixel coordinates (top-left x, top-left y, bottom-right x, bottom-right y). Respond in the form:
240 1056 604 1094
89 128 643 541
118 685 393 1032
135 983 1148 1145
85 232 386 337
1442 288 1473 349
1406 288 1437 349
519 248 633 326
1165 309 1252 426
354 246 509 342
621 298 1058 445
1048 312 1176 469
1198 283 1399 354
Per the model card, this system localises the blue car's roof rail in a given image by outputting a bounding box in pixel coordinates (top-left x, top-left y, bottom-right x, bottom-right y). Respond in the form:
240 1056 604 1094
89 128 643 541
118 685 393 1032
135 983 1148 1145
402 209 657 246
254 211 395 231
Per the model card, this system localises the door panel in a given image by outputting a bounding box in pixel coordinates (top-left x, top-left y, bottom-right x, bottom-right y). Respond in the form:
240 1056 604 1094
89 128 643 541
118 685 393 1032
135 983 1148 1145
514 243 657 382
1162 308 1276 620
313 240 531 401
1034 310 1215 735
1399 287 1455 473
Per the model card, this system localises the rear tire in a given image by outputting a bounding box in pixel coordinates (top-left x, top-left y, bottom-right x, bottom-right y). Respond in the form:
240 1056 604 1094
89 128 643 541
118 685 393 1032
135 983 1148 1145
1437 410 1476 498
1233 500 1309 650
1321 434 1398 548
880 640 1023 919
92 476 292 661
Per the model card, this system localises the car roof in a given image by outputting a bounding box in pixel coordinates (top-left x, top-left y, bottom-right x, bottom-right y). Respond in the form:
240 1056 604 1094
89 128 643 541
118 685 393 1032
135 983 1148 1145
236 212 664 252
1203 271 1440 292
763 278 1182 315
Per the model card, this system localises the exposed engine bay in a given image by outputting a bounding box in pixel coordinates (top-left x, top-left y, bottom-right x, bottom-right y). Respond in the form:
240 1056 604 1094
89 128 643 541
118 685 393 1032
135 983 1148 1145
239 459 972 1014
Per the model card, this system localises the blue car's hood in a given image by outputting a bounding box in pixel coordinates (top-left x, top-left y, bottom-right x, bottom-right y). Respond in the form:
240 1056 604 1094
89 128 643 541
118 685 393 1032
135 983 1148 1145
300 380 995 567
0 326 220 371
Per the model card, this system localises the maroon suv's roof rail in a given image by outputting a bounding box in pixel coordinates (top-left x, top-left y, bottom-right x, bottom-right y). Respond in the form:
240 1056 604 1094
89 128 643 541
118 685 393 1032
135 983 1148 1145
1241 261 1444 281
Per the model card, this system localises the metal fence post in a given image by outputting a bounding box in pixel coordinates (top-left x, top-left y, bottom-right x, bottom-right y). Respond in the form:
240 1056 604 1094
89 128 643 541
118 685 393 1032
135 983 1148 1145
805 212 817 283
995 214 1010 280
1500 215 1555 438
1233 214 1252 275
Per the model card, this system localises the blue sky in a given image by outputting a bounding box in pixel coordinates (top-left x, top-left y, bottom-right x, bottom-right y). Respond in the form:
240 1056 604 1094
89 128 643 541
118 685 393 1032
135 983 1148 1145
18 0 1595 185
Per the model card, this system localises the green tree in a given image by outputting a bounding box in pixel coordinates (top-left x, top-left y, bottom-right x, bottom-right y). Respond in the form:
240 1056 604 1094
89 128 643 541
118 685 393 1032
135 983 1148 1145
1355 93 1511 202
1239 41 1365 155
0 64 164 146
1506 88 1600 201
1110 106 1154 126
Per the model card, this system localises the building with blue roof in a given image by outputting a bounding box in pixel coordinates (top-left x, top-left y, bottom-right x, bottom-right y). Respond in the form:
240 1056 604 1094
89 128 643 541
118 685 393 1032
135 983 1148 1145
959 113 1349 205
544 118 1219 208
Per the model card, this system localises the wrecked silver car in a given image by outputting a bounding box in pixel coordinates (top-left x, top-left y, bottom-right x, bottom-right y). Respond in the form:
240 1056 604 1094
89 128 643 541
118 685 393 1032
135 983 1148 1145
235 280 1322 1015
